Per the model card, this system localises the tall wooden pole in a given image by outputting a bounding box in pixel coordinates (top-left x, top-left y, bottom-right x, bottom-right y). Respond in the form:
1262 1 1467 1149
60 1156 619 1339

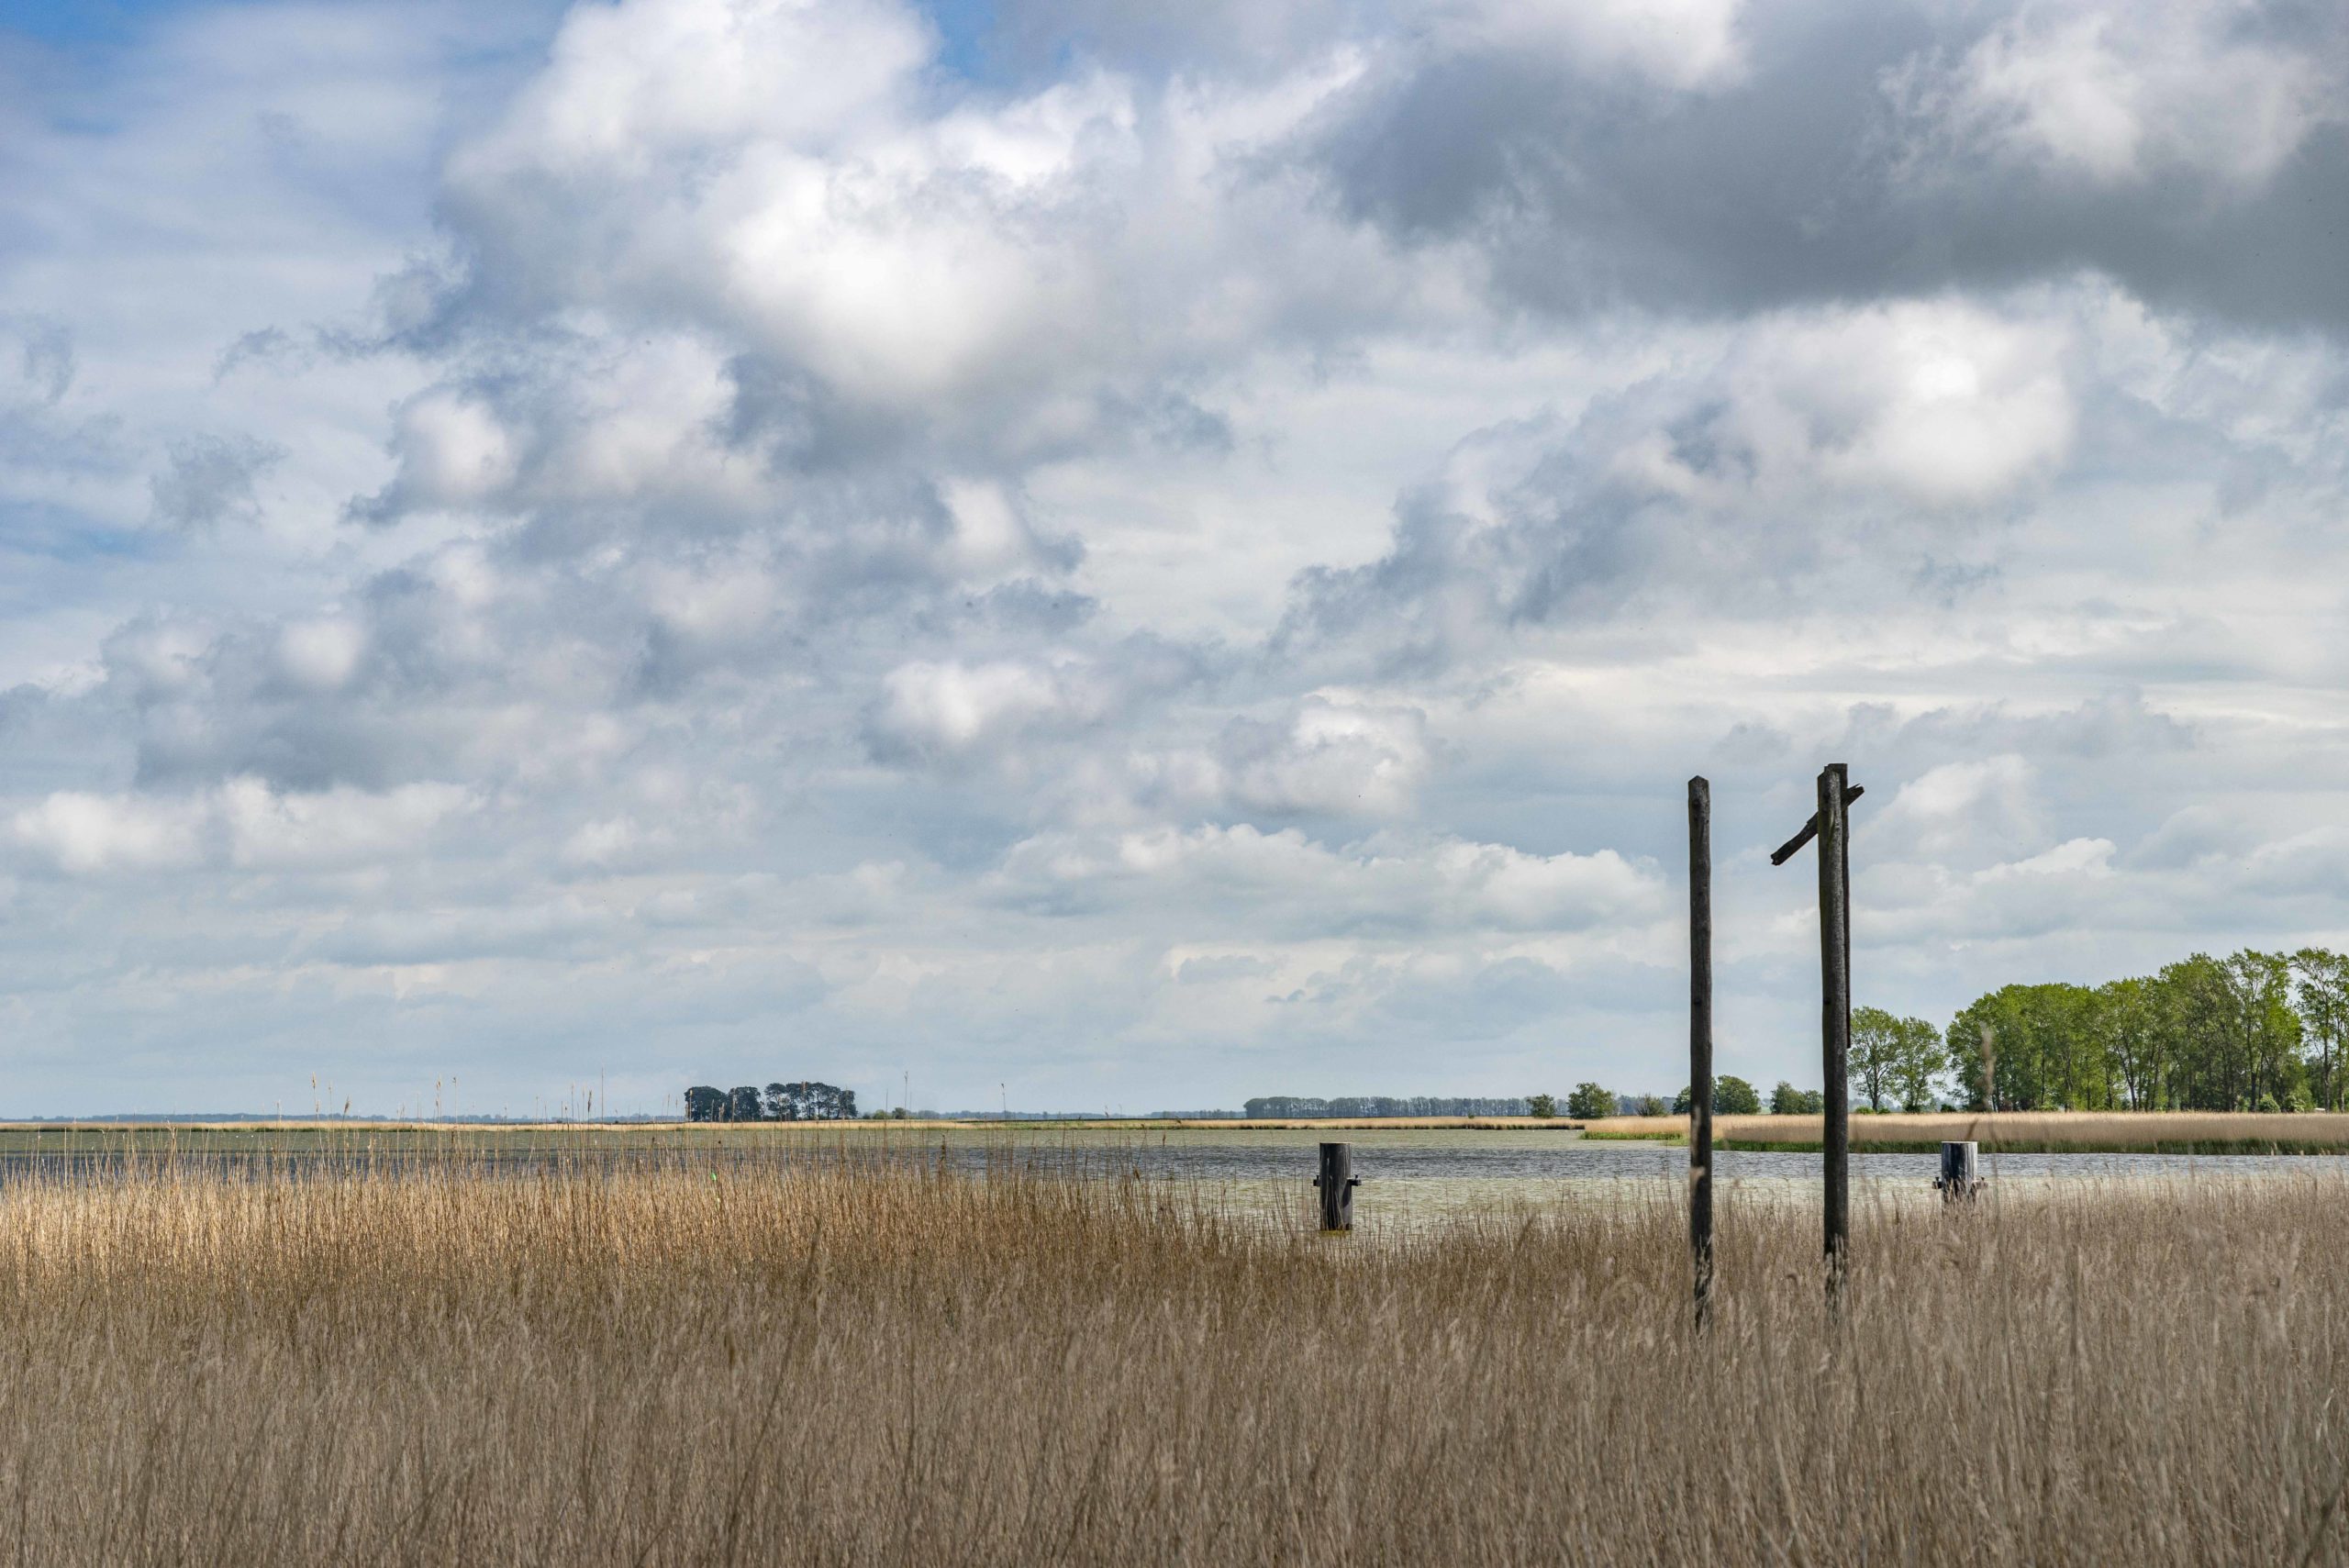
1817 763 1852 1287
1687 776 1714 1327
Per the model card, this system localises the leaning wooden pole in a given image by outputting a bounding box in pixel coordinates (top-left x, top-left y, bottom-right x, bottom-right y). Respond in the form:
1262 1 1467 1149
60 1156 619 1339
1687 776 1714 1328
1817 762 1852 1289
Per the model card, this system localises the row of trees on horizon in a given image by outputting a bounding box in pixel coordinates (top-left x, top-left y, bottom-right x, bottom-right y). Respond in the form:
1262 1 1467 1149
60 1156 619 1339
684 1082 859 1121
1241 1096 1533 1118
674 948 2347 1123
1619 947 2349 1116
1937 948 2346 1112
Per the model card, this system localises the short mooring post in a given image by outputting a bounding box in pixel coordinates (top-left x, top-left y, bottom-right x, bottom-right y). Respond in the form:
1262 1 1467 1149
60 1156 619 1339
1688 776 1714 1327
1935 1141 1982 1202
1771 764 1864 1296
1315 1142 1361 1232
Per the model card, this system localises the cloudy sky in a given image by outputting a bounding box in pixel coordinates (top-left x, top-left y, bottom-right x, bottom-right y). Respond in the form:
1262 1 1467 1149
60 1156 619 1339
1 0 2343 1116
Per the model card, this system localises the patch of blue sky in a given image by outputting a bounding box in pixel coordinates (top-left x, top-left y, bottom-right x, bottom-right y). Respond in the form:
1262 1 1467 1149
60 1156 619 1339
12 0 1040 95
918 0 996 79
0 501 159 570
1 0 217 48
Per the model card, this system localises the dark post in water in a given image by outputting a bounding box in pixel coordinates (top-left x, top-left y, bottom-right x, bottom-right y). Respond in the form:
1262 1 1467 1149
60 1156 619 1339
1687 775 1714 1327
1936 1140 1982 1201
1315 1142 1360 1232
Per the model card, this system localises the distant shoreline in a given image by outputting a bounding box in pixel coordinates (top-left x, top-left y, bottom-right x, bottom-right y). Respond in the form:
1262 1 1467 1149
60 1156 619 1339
1581 1109 2349 1156
0 1115 1586 1138
4 1110 2348 1156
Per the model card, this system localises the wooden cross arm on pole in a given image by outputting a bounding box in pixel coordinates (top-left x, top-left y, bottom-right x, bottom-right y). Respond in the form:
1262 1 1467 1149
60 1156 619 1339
1768 784 1865 865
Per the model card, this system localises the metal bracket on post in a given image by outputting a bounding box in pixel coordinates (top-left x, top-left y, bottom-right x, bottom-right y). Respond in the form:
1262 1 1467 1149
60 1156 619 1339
1314 1142 1362 1232
1934 1140 1986 1201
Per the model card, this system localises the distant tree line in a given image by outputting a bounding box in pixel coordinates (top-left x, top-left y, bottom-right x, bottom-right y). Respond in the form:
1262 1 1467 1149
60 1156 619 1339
1935 948 2346 1112
684 1082 858 1122
684 948 2347 1125
1242 1095 1532 1118
1578 946 2349 1118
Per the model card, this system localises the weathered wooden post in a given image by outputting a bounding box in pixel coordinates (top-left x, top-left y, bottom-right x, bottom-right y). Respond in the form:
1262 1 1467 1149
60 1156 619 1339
1935 1141 1982 1201
1817 763 1851 1286
1688 775 1714 1327
1315 1142 1360 1231
1771 764 1863 1297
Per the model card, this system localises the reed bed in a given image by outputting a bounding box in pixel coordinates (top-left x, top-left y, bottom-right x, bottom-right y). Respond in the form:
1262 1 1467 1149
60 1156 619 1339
0 1153 2343 1565
1585 1108 2349 1152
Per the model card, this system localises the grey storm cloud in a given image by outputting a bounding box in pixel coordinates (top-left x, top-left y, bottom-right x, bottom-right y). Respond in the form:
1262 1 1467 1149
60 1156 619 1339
0 0 2345 1115
1313 0 2349 331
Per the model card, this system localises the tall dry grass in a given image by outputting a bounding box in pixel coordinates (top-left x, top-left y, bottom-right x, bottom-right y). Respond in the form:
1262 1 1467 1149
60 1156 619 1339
0 1155 2344 1565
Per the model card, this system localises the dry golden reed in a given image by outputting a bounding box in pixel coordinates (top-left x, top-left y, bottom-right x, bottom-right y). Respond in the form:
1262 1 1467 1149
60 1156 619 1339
1586 1108 2349 1151
0 1153 2344 1565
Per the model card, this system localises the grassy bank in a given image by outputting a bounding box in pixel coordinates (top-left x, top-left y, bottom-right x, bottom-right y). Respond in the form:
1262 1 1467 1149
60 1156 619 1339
2 1156 2346 1563
1580 1109 2349 1154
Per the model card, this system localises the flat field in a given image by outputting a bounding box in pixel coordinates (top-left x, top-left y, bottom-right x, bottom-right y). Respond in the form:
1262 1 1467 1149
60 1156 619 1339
2 1153 2345 1564
1585 1108 2349 1153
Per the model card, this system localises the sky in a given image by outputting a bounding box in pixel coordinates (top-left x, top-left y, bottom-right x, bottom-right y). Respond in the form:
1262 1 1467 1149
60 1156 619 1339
1 0 2344 1117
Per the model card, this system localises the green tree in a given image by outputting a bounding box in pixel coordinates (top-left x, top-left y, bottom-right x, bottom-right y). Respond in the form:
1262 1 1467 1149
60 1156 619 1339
1636 1094 1669 1117
1673 1081 1762 1115
1852 1007 1904 1110
1769 1082 1823 1115
764 1081 857 1121
1527 1093 1558 1119
1888 1015 1947 1112
1934 946 2329 1114
2151 953 2233 1109
2221 951 2304 1110
1948 998 2015 1110
1948 983 2106 1109
2151 951 2303 1110
2126 951 2304 1110
2292 949 2348 1110
2096 977 2165 1109
1565 1083 1613 1120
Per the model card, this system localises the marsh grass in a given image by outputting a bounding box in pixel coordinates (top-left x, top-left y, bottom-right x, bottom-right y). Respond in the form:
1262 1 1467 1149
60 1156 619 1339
0 1152 2344 1564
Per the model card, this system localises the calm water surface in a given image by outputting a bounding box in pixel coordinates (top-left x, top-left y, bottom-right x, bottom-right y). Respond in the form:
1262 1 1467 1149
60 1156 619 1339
1 1128 2337 1195
994 1129 2343 1184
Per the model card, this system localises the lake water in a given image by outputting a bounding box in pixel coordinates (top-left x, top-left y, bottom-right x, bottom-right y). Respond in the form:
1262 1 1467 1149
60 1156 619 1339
966 1129 2342 1184
0 1127 2336 1197
969 1129 2349 1228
